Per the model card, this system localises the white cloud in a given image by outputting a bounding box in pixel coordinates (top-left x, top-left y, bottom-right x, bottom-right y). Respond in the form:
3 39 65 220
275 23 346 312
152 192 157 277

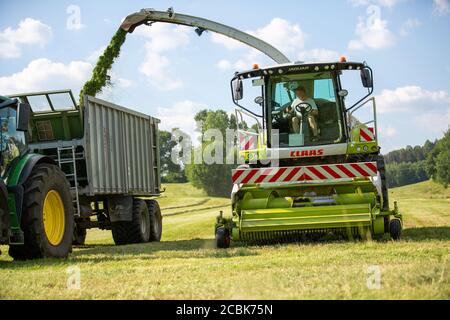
380 126 397 138
433 0 450 15
134 24 191 90
211 18 306 57
376 86 450 137
156 100 206 142
376 85 450 113
0 58 92 95
211 33 246 50
248 18 306 56
139 51 183 91
297 49 340 63
414 108 450 134
216 59 233 71
400 18 422 36
133 23 190 53
348 0 404 7
212 18 307 70
348 15 395 50
0 18 52 59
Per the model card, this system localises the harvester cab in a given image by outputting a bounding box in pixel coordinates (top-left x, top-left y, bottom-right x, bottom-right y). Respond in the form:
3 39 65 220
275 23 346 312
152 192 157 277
215 60 403 248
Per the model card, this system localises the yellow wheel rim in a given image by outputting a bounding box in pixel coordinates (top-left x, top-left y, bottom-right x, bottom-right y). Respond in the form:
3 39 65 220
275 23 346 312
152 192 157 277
43 190 65 246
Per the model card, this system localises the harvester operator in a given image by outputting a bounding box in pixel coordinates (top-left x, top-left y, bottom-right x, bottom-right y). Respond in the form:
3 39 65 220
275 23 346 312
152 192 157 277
285 86 319 141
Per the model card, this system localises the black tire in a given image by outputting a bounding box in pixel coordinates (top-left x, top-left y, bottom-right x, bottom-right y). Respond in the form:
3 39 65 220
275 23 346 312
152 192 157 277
9 163 74 260
72 224 87 245
389 219 402 240
111 199 150 245
146 200 162 242
216 228 230 248
377 155 390 211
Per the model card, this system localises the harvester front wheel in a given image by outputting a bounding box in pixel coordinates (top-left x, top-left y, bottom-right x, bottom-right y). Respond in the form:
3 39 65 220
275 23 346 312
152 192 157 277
389 219 402 240
146 200 162 242
216 228 230 248
111 199 150 245
9 163 74 260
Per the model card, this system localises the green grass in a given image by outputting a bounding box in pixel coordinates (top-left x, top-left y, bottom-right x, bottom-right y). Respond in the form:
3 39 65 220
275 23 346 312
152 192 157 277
0 180 449 299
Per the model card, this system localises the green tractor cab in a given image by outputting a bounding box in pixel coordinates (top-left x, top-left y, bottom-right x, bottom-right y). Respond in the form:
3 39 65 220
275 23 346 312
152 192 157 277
215 60 402 247
0 95 74 259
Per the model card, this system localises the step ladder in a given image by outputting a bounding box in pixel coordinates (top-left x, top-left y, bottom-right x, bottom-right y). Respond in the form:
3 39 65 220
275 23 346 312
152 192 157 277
57 146 80 218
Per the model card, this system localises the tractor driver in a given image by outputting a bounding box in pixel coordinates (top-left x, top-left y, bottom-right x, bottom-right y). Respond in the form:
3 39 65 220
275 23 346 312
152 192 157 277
286 86 319 141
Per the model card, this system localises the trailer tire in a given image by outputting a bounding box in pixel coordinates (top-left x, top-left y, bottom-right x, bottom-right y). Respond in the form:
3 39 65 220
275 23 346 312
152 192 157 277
216 228 230 248
111 199 150 245
389 219 402 240
377 155 390 211
146 200 162 242
8 164 74 260
72 225 87 245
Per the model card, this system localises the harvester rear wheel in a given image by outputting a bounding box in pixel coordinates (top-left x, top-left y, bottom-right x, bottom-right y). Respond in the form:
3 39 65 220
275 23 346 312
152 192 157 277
146 200 162 242
377 155 390 211
389 219 402 240
216 228 230 248
111 199 150 245
8 163 74 260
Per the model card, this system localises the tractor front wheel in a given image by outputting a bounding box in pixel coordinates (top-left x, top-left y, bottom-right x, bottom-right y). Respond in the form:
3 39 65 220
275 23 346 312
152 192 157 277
9 163 74 260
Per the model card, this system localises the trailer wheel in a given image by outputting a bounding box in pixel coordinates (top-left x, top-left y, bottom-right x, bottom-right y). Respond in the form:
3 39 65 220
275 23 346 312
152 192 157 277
146 200 162 242
72 225 87 245
9 164 74 260
216 228 230 248
111 199 150 245
389 219 402 240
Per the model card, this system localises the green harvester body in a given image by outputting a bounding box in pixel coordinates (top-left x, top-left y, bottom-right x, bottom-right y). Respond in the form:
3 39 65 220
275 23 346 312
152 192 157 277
215 61 403 247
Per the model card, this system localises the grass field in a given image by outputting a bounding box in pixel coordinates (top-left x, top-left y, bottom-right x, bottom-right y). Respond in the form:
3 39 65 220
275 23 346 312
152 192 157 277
0 181 449 299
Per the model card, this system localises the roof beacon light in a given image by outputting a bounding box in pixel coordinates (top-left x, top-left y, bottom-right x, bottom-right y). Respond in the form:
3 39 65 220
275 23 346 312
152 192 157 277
339 56 347 63
252 63 259 70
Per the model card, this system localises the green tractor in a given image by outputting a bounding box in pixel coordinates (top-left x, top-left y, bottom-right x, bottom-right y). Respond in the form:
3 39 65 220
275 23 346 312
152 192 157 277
0 95 74 259
215 59 402 247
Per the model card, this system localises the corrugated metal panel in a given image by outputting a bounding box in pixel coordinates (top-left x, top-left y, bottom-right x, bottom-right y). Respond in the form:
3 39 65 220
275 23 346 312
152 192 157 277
84 95 160 196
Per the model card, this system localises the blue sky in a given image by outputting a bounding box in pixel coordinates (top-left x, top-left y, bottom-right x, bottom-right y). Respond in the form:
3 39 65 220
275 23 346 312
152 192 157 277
0 0 449 152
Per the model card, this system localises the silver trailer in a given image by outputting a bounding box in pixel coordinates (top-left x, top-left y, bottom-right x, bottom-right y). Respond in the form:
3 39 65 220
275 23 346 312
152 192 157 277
10 90 163 246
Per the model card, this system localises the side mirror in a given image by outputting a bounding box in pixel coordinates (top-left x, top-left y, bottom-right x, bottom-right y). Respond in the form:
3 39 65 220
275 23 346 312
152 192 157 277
254 96 264 106
232 77 243 101
360 67 373 88
16 102 31 132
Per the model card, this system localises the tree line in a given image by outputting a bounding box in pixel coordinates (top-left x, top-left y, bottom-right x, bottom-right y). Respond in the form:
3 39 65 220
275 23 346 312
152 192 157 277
384 127 450 188
159 108 450 195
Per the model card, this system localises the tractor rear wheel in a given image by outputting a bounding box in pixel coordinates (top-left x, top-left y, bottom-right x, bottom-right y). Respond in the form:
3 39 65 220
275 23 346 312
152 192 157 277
146 200 162 242
9 163 74 260
216 228 230 248
111 199 150 245
389 219 402 240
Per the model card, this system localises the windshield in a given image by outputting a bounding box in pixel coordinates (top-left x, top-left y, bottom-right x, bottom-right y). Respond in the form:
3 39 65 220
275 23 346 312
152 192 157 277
269 72 343 148
0 107 26 176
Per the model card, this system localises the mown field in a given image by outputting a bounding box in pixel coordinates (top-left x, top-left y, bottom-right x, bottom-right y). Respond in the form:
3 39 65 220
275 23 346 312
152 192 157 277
0 181 449 299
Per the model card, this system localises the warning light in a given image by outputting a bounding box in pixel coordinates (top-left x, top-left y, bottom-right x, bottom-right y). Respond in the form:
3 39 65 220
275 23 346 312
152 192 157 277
339 56 347 63
252 63 259 69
